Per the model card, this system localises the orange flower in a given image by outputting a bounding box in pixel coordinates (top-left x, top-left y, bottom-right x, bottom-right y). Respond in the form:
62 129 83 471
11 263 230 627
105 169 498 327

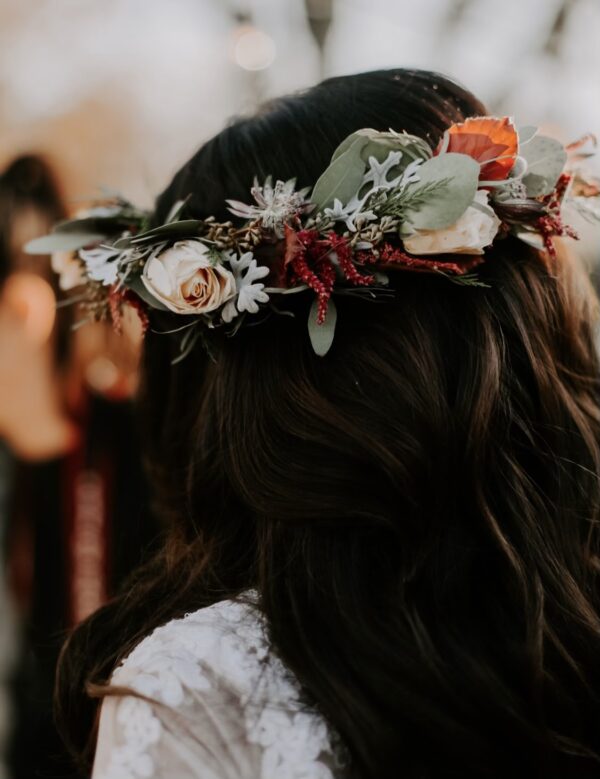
436 116 518 181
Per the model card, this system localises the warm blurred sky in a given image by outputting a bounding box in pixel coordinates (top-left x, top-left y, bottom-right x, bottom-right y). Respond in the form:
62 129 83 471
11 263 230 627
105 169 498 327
0 0 599 209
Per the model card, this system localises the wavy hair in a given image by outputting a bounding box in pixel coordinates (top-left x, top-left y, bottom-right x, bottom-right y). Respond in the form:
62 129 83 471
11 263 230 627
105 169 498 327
56 69 600 778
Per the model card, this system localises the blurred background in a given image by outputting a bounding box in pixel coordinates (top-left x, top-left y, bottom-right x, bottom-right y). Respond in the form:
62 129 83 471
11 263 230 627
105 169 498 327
0 1 599 777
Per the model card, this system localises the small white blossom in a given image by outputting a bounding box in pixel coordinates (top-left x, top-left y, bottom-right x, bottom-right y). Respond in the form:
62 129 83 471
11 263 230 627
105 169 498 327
226 177 310 237
78 244 122 286
221 251 270 323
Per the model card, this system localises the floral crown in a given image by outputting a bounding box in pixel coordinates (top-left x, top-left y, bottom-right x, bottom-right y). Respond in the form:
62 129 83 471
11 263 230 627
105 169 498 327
26 117 599 358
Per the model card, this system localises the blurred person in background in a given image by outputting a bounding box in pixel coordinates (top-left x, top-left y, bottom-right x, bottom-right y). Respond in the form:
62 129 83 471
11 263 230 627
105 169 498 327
0 155 158 779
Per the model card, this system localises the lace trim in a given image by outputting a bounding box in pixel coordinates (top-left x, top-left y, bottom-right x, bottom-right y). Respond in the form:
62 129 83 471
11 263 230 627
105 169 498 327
101 697 160 779
98 597 338 779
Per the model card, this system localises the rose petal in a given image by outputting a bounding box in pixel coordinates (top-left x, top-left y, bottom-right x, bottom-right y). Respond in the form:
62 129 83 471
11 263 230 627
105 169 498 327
146 256 173 297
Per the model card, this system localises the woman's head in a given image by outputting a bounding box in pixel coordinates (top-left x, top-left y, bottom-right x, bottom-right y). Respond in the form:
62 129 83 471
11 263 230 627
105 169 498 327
58 69 600 777
144 67 487 522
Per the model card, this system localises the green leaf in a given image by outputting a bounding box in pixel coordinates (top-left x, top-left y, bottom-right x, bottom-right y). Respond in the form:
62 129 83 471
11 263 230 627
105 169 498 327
25 210 144 253
400 153 480 231
53 213 139 234
333 129 431 170
24 232 105 254
514 229 545 250
331 127 431 163
356 129 432 162
130 219 203 244
521 135 567 197
311 137 369 211
166 196 191 224
518 125 538 145
308 297 337 357
331 132 365 162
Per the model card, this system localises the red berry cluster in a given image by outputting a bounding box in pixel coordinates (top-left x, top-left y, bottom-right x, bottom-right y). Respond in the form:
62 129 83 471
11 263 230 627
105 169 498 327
109 286 150 335
537 174 579 259
285 229 375 323
356 244 484 276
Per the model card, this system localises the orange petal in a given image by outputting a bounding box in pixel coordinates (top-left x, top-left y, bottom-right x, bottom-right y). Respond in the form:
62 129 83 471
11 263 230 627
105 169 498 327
437 116 519 181
284 223 303 266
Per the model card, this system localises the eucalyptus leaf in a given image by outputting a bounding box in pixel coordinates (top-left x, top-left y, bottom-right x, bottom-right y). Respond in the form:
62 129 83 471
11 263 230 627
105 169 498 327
331 132 365 162
166 196 191 224
521 135 567 197
24 232 105 254
113 234 134 250
311 137 369 211
356 128 432 160
53 214 136 234
335 130 431 170
518 125 538 145
359 141 395 165
400 153 480 232
514 229 545 250
130 219 203 244
307 297 337 357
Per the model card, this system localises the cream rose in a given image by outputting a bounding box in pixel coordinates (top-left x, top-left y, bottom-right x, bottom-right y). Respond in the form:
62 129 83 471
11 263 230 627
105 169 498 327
142 240 236 314
403 190 501 256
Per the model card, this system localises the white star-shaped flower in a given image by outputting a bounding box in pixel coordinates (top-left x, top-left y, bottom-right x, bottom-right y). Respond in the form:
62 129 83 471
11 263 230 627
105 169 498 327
226 177 311 237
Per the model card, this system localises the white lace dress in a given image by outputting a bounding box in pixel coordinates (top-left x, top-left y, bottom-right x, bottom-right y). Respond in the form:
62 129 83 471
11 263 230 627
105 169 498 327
92 596 347 779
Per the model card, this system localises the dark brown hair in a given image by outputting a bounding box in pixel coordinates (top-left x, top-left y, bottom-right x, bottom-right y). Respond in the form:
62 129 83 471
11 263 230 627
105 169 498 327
56 69 600 778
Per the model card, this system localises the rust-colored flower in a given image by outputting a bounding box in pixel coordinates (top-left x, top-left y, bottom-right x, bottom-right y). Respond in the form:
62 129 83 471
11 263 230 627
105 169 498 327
436 116 519 182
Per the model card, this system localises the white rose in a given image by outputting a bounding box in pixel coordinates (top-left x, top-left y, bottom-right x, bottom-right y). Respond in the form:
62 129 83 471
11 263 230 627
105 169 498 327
142 240 236 315
403 190 501 256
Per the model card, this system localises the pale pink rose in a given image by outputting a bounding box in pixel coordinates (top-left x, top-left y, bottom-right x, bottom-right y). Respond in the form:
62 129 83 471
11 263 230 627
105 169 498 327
403 190 501 256
142 240 236 315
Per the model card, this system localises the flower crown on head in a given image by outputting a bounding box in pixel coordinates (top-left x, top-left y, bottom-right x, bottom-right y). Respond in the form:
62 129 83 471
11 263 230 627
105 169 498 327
27 117 599 358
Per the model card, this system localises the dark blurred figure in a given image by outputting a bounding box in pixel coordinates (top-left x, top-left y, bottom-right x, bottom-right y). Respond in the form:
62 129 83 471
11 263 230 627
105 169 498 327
0 156 159 779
